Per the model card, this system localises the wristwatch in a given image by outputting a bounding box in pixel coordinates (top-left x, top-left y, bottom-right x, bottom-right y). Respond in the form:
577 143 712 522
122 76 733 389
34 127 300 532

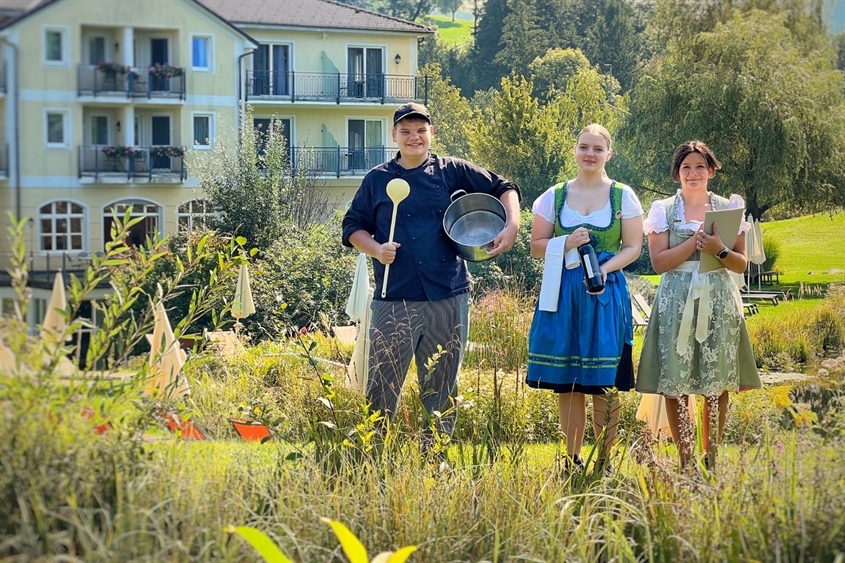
716 247 730 260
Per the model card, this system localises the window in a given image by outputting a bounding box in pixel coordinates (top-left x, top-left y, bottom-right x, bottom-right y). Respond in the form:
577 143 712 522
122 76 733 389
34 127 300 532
1 298 16 317
192 113 213 148
104 202 159 247
89 36 105 64
44 28 66 64
178 199 215 233
91 116 108 146
192 35 212 70
40 201 85 251
45 110 70 147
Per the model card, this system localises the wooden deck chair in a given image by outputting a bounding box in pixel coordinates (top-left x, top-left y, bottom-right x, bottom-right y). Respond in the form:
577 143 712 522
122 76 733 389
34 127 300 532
632 294 652 323
162 413 207 440
228 419 272 442
631 305 647 329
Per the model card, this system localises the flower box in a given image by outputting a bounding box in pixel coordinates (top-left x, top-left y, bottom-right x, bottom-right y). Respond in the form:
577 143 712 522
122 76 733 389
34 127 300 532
97 62 130 75
150 145 186 158
101 145 136 158
148 63 185 79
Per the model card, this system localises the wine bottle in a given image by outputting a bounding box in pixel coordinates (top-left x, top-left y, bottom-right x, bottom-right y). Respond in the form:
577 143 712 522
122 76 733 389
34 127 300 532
578 243 604 294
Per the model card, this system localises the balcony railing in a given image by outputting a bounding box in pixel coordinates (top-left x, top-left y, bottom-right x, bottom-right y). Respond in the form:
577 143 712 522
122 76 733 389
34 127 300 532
0 144 7 178
78 145 186 181
245 71 429 104
290 146 389 178
77 64 186 100
0 59 6 94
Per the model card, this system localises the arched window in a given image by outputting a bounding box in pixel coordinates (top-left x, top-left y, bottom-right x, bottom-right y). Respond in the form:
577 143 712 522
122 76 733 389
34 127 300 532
39 201 84 251
104 201 160 247
177 199 215 234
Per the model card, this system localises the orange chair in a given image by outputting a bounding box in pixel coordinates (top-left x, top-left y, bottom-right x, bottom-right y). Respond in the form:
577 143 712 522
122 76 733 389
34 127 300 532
162 413 207 440
228 419 272 442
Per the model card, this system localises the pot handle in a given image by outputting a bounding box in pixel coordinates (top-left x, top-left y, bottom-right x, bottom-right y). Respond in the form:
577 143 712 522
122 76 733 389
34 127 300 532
449 189 467 202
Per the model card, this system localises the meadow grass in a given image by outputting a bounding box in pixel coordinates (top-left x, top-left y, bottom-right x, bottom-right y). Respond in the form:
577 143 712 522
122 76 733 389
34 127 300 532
429 15 474 46
761 210 845 287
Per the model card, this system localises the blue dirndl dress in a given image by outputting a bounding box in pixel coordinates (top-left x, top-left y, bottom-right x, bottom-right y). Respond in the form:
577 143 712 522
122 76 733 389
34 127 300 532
526 182 635 395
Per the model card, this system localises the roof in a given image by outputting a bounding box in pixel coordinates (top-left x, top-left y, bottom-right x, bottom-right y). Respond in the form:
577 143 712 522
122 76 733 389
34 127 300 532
0 0 257 44
197 0 433 34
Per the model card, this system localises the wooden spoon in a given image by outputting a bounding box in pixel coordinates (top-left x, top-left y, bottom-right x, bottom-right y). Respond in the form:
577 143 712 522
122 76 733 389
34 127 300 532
381 178 411 298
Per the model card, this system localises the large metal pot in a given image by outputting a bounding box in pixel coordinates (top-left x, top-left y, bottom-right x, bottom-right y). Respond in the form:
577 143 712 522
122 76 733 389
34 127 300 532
442 190 507 262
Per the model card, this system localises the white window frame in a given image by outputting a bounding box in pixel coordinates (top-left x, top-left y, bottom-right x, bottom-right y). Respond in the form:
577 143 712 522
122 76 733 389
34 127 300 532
44 108 71 148
43 26 69 66
191 112 215 149
177 199 216 234
191 34 214 72
38 199 87 253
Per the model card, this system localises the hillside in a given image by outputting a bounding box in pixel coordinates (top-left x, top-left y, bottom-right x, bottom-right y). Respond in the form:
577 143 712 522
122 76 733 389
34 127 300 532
429 14 473 45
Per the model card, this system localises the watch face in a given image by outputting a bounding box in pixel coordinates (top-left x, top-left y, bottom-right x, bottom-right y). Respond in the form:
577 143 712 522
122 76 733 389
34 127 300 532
718 248 729 259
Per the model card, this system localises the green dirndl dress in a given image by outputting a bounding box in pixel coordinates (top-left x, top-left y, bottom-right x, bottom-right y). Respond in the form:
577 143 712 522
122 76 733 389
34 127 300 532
636 194 761 397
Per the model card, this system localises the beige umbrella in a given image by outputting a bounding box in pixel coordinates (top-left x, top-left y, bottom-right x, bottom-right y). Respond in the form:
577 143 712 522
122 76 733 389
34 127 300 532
146 301 190 398
749 218 767 291
636 394 697 439
42 272 67 342
345 252 372 395
40 272 76 377
231 263 255 320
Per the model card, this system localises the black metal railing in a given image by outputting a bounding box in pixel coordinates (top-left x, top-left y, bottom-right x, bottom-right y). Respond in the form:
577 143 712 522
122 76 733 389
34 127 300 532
290 146 389 178
77 64 186 100
0 251 97 274
0 59 6 94
0 143 8 178
245 71 428 104
78 145 186 181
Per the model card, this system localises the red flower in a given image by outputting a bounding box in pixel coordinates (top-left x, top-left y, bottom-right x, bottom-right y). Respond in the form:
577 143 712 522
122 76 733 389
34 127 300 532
299 327 308 334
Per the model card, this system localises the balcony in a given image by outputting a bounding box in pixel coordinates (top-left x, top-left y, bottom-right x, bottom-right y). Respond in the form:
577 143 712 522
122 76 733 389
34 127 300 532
245 72 429 104
78 145 186 182
291 146 389 178
78 64 186 100
0 144 7 179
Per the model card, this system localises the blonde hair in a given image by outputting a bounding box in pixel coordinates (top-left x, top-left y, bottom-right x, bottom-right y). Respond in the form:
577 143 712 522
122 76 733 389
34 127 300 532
576 124 612 151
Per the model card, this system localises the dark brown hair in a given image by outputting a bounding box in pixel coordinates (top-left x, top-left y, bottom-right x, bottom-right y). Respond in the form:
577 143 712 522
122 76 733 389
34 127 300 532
671 140 721 182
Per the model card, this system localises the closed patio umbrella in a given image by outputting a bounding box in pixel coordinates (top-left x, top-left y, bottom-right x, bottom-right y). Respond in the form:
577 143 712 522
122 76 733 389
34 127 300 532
41 272 67 342
344 253 372 395
41 271 76 377
232 263 255 320
146 301 190 398
748 218 767 291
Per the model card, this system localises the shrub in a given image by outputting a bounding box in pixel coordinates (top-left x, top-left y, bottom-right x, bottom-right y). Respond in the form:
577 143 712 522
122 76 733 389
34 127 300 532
624 234 654 275
762 233 780 272
243 216 359 337
102 145 136 158
149 145 186 158
148 63 184 78
97 61 129 74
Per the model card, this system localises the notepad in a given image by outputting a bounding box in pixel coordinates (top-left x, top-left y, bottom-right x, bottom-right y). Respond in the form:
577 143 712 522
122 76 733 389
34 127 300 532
700 208 744 273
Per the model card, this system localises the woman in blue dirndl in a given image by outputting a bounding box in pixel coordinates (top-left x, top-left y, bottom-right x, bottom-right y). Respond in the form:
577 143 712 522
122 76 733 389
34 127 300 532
526 124 643 471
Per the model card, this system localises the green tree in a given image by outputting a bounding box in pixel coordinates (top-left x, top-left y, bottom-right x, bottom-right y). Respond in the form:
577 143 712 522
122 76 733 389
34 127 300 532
190 107 333 252
421 63 474 158
438 0 463 20
466 69 626 201
494 0 552 71
527 47 591 101
621 9 845 218
470 0 511 91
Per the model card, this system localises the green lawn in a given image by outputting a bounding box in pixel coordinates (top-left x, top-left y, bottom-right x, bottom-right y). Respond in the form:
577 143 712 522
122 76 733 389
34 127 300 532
430 15 473 45
641 211 845 294
761 210 845 288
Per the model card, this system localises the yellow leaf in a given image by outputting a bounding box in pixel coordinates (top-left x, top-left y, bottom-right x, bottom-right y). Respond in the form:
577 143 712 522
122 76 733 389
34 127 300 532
227 525 292 563
321 518 368 563
387 546 418 563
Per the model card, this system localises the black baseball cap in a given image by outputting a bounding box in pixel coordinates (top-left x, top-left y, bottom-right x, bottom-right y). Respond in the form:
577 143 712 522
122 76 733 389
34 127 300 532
393 102 431 124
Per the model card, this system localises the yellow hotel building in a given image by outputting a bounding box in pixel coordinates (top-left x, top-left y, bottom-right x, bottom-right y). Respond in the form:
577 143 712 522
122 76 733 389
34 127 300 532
0 0 432 327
